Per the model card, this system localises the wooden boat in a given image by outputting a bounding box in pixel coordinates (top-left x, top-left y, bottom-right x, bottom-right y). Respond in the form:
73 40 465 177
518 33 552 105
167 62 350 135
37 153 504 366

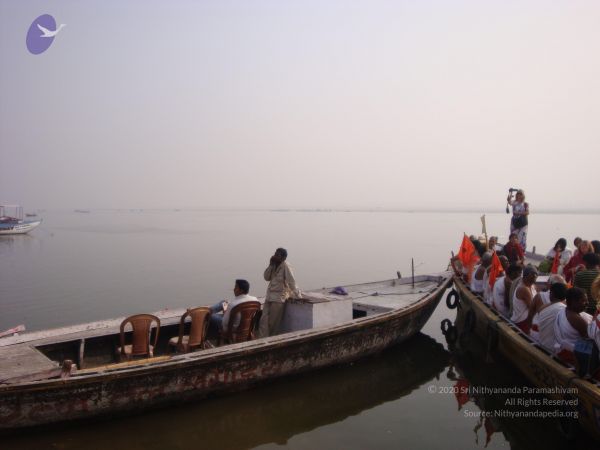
0 205 41 235
449 268 600 441
0 272 452 432
3 334 450 448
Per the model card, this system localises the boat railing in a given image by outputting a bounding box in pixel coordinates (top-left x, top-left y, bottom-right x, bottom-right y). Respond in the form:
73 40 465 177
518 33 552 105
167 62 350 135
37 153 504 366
0 205 24 221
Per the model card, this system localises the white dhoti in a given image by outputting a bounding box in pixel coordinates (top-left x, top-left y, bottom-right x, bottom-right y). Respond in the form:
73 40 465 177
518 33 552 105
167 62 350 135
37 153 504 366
554 309 592 353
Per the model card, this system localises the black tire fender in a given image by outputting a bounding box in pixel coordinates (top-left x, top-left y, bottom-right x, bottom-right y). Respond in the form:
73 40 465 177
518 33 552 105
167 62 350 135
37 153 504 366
441 319 453 335
446 289 460 309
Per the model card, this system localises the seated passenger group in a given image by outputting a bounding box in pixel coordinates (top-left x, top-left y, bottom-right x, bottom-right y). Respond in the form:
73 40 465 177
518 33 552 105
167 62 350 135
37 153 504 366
465 234 600 368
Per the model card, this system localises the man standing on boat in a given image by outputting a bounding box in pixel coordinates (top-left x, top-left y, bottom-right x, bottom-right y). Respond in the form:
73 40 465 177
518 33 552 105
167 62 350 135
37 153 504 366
506 189 529 251
259 248 301 337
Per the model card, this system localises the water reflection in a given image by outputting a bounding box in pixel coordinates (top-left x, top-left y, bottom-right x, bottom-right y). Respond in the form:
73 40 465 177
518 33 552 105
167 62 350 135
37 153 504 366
0 233 35 253
443 314 595 450
4 334 449 450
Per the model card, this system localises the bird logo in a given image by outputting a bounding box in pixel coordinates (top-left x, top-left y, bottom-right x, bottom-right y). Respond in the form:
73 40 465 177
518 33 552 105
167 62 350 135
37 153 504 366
26 14 66 55
37 23 66 38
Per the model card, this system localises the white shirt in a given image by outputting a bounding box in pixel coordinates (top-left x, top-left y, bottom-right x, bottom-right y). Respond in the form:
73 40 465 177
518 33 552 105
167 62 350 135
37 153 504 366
482 269 493 305
545 248 572 275
554 309 592 352
492 276 508 316
511 283 536 323
588 317 600 353
531 291 552 341
537 302 566 351
222 294 258 330
470 265 485 294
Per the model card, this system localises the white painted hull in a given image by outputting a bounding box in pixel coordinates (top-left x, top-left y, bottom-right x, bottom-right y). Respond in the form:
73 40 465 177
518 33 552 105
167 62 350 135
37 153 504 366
0 220 41 235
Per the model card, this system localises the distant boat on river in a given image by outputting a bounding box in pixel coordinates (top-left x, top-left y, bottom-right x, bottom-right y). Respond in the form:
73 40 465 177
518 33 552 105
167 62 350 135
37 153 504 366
0 205 42 235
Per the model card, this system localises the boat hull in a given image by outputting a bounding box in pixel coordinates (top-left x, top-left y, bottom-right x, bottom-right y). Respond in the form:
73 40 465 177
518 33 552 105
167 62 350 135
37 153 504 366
0 275 451 431
0 220 41 235
452 275 600 441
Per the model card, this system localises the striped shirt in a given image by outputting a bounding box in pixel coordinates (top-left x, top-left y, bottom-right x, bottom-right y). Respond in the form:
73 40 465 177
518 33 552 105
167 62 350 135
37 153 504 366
574 269 600 314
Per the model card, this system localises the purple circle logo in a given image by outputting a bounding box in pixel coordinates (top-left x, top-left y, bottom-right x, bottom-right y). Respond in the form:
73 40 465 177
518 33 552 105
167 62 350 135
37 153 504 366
26 14 66 55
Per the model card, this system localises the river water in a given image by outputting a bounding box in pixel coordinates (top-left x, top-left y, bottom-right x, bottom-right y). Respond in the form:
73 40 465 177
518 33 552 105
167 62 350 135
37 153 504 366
1 210 598 449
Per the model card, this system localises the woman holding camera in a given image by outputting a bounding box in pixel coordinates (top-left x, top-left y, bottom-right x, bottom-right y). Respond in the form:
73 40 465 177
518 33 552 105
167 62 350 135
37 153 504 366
507 189 529 251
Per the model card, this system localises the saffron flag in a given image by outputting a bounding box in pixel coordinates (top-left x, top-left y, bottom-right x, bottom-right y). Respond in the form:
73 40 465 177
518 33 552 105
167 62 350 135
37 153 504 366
458 234 479 281
484 417 496 447
488 251 503 287
454 378 470 410
550 251 560 274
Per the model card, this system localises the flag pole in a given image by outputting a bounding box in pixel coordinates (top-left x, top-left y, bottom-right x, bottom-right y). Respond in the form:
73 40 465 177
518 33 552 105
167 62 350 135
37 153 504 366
481 214 489 251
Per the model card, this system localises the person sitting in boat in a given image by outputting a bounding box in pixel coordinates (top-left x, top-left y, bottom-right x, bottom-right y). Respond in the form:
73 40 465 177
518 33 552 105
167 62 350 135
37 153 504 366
530 275 567 341
563 240 594 283
506 189 529 251
573 237 582 252
471 252 492 295
482 255 508 305
538 238 571 274
492 264 522 317
536 282 568 351
510 265 538 334
588 277 600 376
503 233 525 266
554 287 592 365
488 236 503 253
208 279 258 335
574 253 600 314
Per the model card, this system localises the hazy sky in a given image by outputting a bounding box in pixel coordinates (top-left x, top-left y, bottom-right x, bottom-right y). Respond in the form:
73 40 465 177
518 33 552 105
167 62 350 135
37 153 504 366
1 1 599 211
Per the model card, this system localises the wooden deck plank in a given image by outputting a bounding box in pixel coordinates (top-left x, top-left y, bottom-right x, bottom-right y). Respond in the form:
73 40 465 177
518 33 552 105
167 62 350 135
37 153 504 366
0 345 58 382
76 356 172 374
0 308 189 348
345 280 439 310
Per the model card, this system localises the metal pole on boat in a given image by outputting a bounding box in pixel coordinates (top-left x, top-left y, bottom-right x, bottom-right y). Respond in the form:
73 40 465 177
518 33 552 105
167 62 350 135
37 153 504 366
481 214 489 251
411 258 415 288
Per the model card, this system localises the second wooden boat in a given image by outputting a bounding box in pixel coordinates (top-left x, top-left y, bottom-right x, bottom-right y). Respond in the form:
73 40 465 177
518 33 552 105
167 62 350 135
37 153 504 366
0 271 452 432
449 271 600 441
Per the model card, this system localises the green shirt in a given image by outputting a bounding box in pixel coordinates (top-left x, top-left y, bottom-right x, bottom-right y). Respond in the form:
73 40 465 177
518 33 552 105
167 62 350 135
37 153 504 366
574 268 600 314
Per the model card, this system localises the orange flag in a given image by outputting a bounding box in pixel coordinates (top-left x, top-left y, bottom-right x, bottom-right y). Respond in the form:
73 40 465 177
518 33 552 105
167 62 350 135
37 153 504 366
458 234 479 281
488 251 504 287
484 417 496 447
550 251 560 274
454 378 470 410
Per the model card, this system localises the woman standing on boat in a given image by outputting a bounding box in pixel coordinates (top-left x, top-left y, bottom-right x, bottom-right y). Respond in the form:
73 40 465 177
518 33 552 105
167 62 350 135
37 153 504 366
507 189 529 251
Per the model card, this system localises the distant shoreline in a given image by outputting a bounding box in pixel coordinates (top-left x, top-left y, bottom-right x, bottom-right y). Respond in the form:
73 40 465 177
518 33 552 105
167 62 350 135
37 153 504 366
25 208 600 215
